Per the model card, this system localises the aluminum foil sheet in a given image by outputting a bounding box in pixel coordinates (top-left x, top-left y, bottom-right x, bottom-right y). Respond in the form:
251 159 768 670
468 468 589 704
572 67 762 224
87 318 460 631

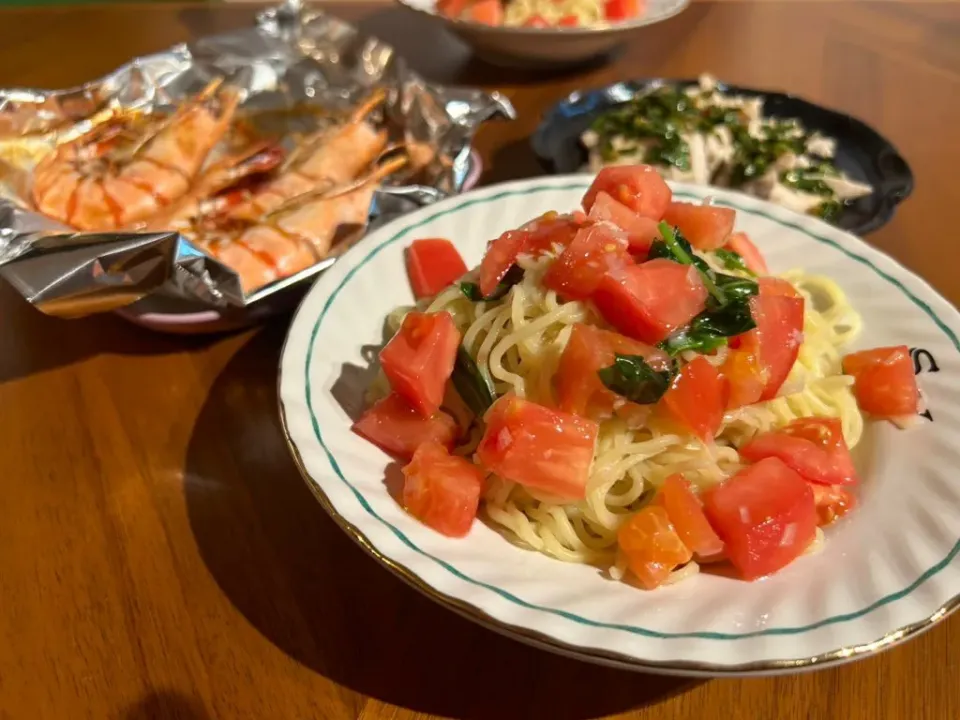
0 3 514 321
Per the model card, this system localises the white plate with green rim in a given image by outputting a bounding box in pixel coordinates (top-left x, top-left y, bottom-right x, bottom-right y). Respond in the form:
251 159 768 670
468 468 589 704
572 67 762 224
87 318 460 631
278 175 960 675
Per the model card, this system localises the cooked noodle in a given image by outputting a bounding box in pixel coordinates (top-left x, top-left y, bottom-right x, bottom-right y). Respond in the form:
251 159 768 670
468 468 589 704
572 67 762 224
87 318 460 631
504 0 607 27
378 244 862 576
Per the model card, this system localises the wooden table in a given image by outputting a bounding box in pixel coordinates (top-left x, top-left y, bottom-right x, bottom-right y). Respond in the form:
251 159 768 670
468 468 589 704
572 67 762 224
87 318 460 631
1 2 958 718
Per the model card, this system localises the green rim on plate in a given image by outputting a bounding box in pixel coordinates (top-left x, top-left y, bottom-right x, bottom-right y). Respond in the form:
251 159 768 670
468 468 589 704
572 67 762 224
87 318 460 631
300 182 960 641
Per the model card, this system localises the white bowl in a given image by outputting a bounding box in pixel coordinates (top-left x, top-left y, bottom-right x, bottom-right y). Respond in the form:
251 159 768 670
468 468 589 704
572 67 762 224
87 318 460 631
279 176 960 675
395 0 692 68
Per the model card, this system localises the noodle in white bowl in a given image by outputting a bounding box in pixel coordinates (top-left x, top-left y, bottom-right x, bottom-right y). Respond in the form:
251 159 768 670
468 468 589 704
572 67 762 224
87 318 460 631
503 0 608 27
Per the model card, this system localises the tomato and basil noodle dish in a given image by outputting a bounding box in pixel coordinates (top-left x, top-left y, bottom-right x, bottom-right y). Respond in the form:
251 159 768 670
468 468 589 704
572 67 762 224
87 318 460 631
437 0 642 28
352 164 922 591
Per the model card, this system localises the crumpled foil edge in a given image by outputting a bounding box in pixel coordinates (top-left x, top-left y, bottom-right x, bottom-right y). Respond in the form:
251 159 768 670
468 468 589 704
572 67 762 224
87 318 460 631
0 3 515 322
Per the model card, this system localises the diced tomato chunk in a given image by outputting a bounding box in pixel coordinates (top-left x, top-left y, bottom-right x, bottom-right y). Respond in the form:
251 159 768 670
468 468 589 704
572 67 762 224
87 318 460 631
604 0 639 21
661 201 735 251
463 0 503 24
582 165 672 220
703 457 817 580
352 393 458 460
380 311 461 417
477 394 599 500
721 342 767 409
520 212 587 255
740 417 858 486
437 0 469 17
479 229 525 298
842 346 919 420
655 474 724 559
406 238 468 299
402 442 484 537
588 191 661 257
555 323 671 420
722 277 803 406
843 345 910 378
522 14 549 26
617 506 693 590
593 259 708 344
479 212 585 296
750 281 805 400
842 347 896 376
543 224 633 300
811 483 858 527
723 232 768 275
757 276 800 298
658 355 726 442
557 14 579 26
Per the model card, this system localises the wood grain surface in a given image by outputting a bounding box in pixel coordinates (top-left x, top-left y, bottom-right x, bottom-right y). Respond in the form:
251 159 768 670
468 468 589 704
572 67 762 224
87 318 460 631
1 2 958 719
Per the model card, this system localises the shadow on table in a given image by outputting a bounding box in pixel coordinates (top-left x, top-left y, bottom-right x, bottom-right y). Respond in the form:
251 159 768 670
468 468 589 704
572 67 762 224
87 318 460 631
184 324 702 720
119 690 210 720
484 136 549 184
0 282 224 385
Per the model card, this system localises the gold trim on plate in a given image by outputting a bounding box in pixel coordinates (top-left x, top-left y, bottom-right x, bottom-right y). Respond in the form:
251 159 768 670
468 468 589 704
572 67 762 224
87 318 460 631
275 355 959 677
274 176 960 676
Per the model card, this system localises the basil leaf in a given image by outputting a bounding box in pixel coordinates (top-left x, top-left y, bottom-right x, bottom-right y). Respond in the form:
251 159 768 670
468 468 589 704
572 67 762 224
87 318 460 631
780 168 835 197
652 222 724 305
659 330 729 356
649 226 758 306
693 300 757 337
648 223 706 269
451 346 495 417
815 200 843 221
728 121 808 187
597 354 675 405
661 296 757 356
647 232 712 288
590 87 694 172
714 248 755 276
459 283 485 302
645 223 761 358
460 264 524 302
706 273 759 311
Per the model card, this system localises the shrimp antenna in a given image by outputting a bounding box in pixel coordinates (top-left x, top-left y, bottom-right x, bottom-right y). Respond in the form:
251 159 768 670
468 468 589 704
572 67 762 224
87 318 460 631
195 76 225 101
126 78 238 163
368 145 409 181
278 88 388 175
264 151 409 220
349 87 388 123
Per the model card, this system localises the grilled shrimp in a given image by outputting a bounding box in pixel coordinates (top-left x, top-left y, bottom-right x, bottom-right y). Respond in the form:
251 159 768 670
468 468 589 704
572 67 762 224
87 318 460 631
31 79 240 231
137 143 285 233
197 155 406 294
225 89 389 221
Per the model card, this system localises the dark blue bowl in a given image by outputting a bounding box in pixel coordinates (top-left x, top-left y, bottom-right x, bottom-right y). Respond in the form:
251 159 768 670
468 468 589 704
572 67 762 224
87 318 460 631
531 79 914 235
